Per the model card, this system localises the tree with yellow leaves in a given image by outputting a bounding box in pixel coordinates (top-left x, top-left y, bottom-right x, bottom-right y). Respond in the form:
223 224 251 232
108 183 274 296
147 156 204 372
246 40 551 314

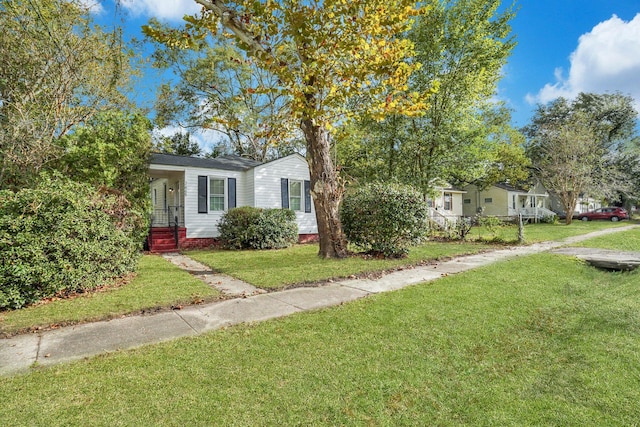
145 0 433 258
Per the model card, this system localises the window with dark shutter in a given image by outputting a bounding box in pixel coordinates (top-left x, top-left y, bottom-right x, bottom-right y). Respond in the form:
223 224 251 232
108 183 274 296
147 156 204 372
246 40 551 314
289 181 302 210
228 178 236 209
304 180 311 213
198 176 207 213
281 178 289 209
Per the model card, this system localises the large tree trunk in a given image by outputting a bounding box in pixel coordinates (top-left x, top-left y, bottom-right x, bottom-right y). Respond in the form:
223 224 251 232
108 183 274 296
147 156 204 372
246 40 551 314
300 118 348 258
561 191 578 225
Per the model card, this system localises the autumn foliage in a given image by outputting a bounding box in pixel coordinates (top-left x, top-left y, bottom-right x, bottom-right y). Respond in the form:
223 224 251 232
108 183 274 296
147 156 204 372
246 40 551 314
145 0 435 258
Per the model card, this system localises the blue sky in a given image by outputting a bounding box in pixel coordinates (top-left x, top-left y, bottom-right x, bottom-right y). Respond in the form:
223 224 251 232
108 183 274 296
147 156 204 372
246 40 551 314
502 0 640 126
90 0 640 130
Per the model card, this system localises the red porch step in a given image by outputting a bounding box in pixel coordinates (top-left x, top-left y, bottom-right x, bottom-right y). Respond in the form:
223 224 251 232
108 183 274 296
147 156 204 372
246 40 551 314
147 227 186 253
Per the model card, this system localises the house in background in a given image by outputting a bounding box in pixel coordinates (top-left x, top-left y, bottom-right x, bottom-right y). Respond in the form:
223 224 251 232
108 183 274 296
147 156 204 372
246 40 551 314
462 182 556 221
148 153 318 252
427 185 466 229
548 193 602 217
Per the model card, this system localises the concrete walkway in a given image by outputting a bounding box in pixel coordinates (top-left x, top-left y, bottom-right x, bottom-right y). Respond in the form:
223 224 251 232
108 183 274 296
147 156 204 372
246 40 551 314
1 225 637 376
161 253 266 297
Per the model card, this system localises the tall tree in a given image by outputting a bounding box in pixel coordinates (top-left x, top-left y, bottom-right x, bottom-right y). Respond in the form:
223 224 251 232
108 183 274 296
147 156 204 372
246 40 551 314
338 0 518 193
572 93 638 151
149 29 302 162
153 131 203 157
572 93 640 204
0 0 135 189
448 104 530 189
55 109 152 238
527 111 600 225
524 93 639 224
338 103 530 190
145 0 431 258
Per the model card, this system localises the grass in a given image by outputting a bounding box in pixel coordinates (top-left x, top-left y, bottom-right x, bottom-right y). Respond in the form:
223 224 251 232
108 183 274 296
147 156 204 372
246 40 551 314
568 224 640 251
0 255 220 336
1 222 634 335
186 241 493 289
2 242 639 425
469 218 633 243
187 221 635 289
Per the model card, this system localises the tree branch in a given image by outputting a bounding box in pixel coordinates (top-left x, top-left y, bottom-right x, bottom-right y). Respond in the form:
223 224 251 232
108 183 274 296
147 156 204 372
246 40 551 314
194 0 270 57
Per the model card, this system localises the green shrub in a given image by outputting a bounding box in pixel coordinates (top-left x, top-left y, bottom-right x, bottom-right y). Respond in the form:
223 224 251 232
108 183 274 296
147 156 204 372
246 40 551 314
540 214 558 224
340 182 429 257
216 207 262 249
478 215 504 235
476 215 509 242
256 209 298 249
0 176 141 310
218 207 298 250
447 217 472 240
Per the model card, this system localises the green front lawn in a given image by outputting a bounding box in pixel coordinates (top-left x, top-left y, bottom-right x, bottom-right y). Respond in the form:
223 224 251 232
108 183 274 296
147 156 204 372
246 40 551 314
569 224 640 251
187 240 493 289
1 222 634 336
188 221 635 288
0 255 220 336
1 233 639 425
470 218 632 243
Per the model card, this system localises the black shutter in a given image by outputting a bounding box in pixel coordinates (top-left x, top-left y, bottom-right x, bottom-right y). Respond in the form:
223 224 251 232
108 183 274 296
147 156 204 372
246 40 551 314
281 178 289 209
304 180 311 213
228 178 236 209
198 176 208 213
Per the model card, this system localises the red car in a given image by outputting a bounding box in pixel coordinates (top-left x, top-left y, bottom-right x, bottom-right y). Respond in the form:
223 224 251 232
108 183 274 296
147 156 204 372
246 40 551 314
576 207 629 222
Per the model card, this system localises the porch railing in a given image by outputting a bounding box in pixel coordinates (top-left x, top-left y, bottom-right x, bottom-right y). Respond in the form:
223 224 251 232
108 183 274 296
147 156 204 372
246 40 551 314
428 208 462 230
518 206 556 220
151 206 185 228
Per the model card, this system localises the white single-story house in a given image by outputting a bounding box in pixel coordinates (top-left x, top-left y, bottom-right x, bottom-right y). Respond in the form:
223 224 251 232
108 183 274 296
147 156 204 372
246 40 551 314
427 186 466 228
148 153 318 252
462 182 556 220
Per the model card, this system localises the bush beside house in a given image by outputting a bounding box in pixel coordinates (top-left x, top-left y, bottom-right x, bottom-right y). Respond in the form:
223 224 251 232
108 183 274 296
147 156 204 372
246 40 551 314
0 176 141 310
217 207 298 250
341 183 430 257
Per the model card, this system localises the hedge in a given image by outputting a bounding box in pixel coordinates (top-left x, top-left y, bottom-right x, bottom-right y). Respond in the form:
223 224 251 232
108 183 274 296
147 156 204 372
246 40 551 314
217 207 298 250
0 176 141 310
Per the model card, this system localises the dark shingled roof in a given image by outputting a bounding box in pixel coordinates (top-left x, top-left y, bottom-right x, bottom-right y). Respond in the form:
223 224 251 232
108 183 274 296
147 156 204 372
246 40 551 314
150 153 262 171
494 182 529 193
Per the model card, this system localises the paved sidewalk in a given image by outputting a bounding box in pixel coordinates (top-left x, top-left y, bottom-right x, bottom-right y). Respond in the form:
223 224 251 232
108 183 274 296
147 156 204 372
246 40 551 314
1 225 637 376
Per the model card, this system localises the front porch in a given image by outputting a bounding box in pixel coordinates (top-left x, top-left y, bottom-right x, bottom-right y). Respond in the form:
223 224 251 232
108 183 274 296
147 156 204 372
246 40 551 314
428 208 463 230
148 172 186 253
517 206 557 221
151 205 185 228
508 192 555 221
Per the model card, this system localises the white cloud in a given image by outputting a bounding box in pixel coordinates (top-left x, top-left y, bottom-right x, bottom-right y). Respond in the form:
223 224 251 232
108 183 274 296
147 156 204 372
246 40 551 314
527 13 640 110
119 0 201 21
72 0 104 14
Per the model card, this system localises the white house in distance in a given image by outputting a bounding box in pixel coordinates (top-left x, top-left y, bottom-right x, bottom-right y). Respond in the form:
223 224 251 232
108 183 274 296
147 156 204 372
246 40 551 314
148 153 318 252
427 185 466 228
462 182 556 220
548 192 602 217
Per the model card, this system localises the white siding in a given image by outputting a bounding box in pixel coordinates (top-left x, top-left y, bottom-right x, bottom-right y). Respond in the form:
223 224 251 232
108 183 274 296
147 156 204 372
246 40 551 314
431 186 465 217
451 193 464 216
183 167 247 239
245 168 256 207
151 153 318 238
150 178 167 210
253 154 318 234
